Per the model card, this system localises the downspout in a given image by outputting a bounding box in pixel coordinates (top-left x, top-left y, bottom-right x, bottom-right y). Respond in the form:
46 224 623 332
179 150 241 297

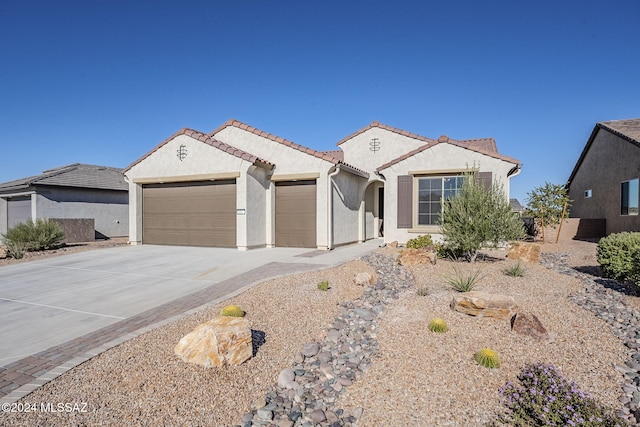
327 165 341 250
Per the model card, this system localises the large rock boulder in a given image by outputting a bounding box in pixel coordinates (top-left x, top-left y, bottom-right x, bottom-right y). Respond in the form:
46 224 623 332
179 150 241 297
450 291 517 320
398 247 437 266
0 246 7 259
511 311 550 341
354 272 375 286
507 242 541 263
175 316 252 367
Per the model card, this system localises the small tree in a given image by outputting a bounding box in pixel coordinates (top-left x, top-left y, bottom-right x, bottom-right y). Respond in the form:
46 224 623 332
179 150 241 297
440 174 525 262
525 182 571 243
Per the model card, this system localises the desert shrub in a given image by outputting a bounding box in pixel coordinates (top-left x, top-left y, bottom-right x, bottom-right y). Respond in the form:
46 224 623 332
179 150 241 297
428 318 448 333
503 262 525 277
5 241 26 259
406 234 434 249
1 219 64 256
220 305 245 317
492 363 628 426
436 243 464 260
440 172 525 262
445 266 481 292
317 280 329 291
596 232 640 282
475 348 500 368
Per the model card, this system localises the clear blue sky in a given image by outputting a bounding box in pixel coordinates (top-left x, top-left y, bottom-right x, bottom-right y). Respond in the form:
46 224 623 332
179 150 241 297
1 0 638 205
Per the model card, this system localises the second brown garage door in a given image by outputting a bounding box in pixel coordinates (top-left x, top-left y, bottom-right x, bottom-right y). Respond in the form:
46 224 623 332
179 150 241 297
275 180 317 248
142 180 236 247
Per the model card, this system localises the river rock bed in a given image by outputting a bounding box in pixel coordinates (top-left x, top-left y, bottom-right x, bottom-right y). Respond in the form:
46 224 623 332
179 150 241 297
541 252 639 425
237 252 414 427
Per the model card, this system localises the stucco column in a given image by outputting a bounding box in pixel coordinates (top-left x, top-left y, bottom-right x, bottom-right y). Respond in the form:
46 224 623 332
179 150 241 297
128 182 143 245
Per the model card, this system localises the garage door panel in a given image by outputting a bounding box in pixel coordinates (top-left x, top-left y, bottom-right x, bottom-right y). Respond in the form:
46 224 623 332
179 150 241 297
142 180 236 247
275 181 316 248
8 196 31 229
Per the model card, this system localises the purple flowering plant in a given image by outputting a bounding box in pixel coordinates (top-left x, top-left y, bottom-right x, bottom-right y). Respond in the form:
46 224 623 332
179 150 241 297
490 363 627 427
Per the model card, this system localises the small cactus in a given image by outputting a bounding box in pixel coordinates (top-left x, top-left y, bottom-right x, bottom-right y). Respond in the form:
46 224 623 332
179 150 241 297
475 348 500 368
428 318 448 333
317 280 329 291
220 305 245 317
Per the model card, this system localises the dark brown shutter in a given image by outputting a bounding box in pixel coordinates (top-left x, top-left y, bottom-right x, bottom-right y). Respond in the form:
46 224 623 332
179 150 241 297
397 175 413 228
476 172 492 191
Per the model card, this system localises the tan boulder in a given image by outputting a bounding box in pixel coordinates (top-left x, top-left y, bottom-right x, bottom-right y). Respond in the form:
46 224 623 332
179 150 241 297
388 241 399 249
507 242 541 263
511 311 549 341
0 246 7 259
450 291 516 320
354 272 374 286
175 316 252 367
398 247 437 266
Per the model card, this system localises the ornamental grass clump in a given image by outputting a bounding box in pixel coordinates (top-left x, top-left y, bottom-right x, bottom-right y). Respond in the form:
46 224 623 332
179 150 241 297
428 318 448 333
445 266 481 292
492 363 628 426
474 348 500 368
504 262 525 277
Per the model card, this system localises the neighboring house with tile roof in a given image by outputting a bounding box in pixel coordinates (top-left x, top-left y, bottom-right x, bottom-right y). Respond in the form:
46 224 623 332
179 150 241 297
567 118 640 234
124 120 521 249
0 164 128 239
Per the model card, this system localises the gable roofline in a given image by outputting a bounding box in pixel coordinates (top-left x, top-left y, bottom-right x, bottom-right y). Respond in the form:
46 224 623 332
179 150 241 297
124 128 275 174
210 119 368 178
567 118 640 188
336 121 436 146
375 135 521 172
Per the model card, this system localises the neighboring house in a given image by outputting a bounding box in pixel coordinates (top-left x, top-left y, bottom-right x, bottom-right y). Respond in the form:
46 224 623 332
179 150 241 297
0 164 129 239
567 118 640 234
510 198 525 217
124 119 521 249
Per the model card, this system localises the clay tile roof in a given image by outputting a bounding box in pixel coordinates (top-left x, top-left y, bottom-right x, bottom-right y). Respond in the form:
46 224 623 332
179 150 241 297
124 128 274 173
376 137 521 172
210 119 368 177
322 150 344 161
336 121 436 146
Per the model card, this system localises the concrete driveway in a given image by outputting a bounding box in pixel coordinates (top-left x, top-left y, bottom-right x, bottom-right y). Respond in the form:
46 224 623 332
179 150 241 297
0 241 380 368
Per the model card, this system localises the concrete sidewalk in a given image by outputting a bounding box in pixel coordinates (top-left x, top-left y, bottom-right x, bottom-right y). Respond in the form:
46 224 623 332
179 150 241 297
0 239 381 402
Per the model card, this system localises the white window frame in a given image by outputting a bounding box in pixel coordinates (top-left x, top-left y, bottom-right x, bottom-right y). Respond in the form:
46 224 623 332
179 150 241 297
412 173 466 231
621 178 639 216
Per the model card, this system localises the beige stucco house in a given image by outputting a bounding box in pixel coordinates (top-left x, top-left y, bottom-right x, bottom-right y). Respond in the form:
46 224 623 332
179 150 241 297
124 120 521 249
567 118 640 234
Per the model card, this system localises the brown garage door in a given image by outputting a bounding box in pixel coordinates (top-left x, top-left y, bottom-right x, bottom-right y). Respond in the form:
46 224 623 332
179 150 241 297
142 180 236 247
275 180 316 248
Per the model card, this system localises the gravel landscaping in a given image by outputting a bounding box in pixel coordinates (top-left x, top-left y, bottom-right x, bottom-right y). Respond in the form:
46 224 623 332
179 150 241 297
0 240 634 426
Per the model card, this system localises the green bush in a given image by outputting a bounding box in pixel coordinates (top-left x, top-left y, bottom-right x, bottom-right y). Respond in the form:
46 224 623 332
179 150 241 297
596 232 640 282
1 219 65 257
493 363 628 426
406 234 434 249
440 172 525 262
